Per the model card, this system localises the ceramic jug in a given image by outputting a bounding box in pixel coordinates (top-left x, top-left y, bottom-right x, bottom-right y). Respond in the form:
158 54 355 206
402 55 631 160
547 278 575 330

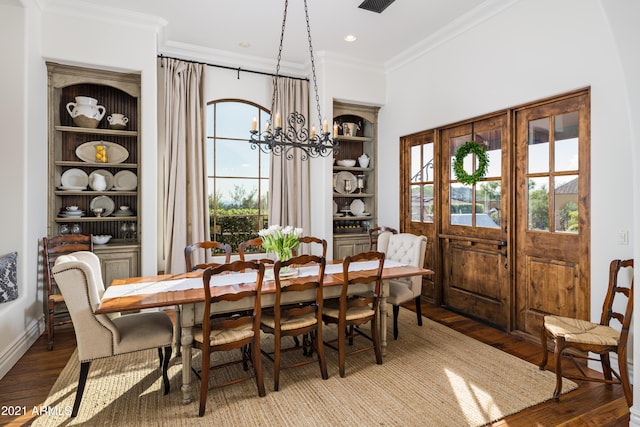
66 96 106 121
358 153 370 168
91 173 107 191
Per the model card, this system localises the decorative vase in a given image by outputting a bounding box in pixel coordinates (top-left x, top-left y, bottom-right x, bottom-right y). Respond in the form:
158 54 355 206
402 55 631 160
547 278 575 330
66 96 106 128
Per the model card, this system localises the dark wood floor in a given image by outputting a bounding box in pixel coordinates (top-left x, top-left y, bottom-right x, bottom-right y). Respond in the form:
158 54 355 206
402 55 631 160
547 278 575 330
0 303 630 426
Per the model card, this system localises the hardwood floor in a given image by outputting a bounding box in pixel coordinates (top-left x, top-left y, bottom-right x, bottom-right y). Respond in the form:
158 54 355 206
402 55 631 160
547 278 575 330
0 304 630 426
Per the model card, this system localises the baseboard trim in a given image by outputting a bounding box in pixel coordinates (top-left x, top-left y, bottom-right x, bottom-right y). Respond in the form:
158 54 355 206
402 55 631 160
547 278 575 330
0 316 45 379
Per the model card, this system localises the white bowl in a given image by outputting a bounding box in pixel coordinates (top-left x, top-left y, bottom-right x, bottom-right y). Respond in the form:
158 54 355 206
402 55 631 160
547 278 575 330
92 235 112 245
337 159 356 167
119 205 130 211
66 206 79 211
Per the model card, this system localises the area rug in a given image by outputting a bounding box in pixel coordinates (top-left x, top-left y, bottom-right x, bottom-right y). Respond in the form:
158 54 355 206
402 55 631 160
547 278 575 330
32 310 576 426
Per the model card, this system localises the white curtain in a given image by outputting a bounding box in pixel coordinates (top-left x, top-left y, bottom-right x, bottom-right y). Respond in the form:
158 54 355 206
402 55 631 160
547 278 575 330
268 77 311 233
161 58 208 273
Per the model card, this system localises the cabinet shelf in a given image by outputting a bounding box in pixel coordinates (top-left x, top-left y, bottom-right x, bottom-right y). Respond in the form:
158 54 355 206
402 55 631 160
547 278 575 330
55 125 138 137
333 215 374 220
55 160 137 169
334 135 373 143
332 166 373 172
47 62 142 282
55 190 137 196
333 192 374 198
55 216 138 223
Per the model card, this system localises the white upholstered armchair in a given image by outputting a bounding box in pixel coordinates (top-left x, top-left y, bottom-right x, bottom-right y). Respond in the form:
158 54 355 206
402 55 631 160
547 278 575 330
51 251 174 417
376 232 427 340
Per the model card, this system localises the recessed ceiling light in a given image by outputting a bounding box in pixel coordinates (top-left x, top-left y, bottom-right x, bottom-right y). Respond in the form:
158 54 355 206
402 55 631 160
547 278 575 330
344 35 357 43
239 42 251 48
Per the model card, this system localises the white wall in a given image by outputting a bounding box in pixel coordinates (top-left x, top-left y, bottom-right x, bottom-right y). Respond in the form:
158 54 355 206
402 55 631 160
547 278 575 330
380 0 634 313
0 0 47 379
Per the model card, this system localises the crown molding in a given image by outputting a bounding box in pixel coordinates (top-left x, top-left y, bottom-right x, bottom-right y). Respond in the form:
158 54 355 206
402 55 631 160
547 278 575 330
41 0 166 33
385 0 522 73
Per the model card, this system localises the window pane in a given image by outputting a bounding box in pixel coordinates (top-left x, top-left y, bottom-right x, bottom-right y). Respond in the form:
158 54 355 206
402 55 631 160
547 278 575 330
554 175 578 233
422 143 435 182
554 112 579 172
528 177 549 231
422 184 434 223
411 145 422 182
528 118 549 173
215 178 258 208
216 138 259 177
476 181 501 228
216 102 257 139
450 182 472 226
477 129 502 178
410 184 421 221
206 104 214 136
450 134 473 181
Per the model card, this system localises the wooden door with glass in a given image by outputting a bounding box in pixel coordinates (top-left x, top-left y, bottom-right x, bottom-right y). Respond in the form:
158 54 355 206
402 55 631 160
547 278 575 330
400 130 438 304
514 91 590 338
439 114 510 329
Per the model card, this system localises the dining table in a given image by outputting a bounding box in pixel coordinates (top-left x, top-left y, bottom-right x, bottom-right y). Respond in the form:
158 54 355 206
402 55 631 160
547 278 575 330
96 259 434 404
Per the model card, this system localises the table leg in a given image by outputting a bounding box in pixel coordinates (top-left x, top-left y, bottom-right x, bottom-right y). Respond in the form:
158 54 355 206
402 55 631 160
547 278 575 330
379 294 388 356
180 303 195 404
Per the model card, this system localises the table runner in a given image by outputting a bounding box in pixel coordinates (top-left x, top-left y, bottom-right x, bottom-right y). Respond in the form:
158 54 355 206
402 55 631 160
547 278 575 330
101 260 406 299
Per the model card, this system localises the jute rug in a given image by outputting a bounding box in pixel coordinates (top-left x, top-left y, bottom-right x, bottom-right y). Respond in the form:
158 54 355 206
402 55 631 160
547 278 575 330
33 309 576 426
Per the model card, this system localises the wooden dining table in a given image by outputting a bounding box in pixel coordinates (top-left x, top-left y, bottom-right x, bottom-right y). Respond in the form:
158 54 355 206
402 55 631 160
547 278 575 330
96 260 433 404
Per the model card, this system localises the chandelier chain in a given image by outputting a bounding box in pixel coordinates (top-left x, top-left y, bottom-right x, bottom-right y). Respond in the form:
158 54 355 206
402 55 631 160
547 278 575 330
304 0 323 126
271 0 289 115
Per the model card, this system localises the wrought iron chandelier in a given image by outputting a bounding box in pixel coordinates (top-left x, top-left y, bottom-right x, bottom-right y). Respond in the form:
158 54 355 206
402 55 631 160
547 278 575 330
249 0 337 160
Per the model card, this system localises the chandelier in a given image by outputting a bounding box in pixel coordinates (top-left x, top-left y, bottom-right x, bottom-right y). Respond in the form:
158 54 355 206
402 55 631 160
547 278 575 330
249 0 337 160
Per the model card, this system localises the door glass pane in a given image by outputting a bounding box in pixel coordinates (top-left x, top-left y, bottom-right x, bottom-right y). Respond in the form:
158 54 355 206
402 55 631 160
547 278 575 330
554 174 578 233
450 182 472 226
411 145 422 182
423 184 434 223
554 111 579 172
450 135 472 180
477 130 502 178
476 181 501 228
528 177 549 231
422 143 434 182
528 118 549 173
411 184 421 221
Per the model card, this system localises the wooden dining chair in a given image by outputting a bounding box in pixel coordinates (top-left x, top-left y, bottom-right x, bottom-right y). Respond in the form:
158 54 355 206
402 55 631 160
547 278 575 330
238 237 273 264
184 241 232 271
294 236 327 258
368 226 398 250
260 255 328 391
43 234 94 350
539 259 634 406
193 261 266 416
322 251 385 377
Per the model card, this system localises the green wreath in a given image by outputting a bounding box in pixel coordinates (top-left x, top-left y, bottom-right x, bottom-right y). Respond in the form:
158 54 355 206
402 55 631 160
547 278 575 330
453 141 489 185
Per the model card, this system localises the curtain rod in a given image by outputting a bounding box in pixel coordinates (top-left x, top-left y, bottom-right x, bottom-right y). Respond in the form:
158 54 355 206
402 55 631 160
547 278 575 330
157 54 309 82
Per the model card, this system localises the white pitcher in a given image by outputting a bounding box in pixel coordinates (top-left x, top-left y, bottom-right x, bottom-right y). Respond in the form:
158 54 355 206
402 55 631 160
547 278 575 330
66 96 106 121
91 173 107 191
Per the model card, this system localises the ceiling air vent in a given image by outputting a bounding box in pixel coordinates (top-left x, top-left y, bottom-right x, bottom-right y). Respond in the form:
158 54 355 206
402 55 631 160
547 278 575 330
358 0 395 14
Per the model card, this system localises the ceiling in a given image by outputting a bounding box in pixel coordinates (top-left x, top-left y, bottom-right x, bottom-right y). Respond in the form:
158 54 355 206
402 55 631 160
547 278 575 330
54 0 494 70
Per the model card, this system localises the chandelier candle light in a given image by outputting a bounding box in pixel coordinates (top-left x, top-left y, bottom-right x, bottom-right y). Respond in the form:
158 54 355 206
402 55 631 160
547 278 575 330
249 0 338 160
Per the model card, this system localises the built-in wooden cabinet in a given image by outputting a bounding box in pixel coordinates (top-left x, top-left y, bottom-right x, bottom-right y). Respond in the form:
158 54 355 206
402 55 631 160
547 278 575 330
46 62 141 284
332 102 379 257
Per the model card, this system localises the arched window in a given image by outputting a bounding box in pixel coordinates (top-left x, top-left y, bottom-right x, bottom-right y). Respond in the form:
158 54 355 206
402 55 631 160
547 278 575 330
206 100 270 251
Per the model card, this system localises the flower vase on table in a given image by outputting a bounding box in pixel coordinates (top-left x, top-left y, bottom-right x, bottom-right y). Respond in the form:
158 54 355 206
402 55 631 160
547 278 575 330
259 224 302 278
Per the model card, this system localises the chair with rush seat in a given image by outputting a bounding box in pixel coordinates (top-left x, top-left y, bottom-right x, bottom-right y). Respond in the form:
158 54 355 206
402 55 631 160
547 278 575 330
539 258 634 406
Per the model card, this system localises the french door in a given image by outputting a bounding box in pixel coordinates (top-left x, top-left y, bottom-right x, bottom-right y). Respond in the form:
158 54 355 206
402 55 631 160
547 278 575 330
514 92 590 337
400 89 590 336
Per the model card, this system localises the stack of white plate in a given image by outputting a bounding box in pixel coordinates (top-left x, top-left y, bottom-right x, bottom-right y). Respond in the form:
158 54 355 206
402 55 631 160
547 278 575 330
58 209 86 218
